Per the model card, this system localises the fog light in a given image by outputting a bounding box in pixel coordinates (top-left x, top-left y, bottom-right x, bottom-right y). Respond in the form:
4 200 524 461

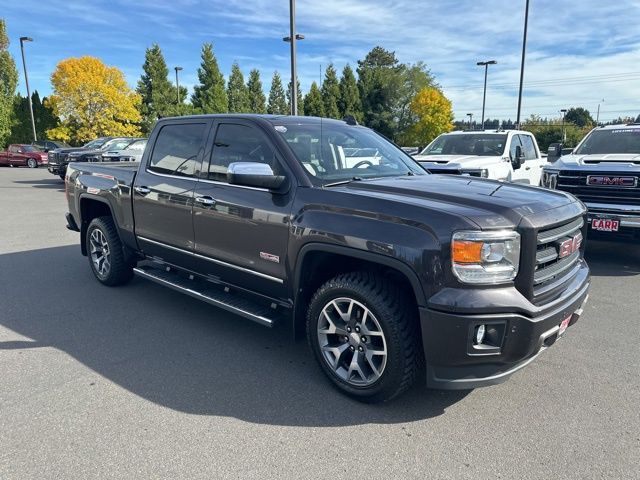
474 324 486 345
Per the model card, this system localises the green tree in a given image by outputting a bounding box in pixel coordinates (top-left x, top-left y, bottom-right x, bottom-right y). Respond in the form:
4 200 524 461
396 62 436 138
246 69 266 113
564 107 594 128
136 44 178 133
321 64 340 119
267 71 288 115
191 43 228 114
286 79 304 115
0 19 18 147
227 62 250 113
400 87 453 145
303 82 324 117
357 46 404 139
338 64 362 122
9 91 58 143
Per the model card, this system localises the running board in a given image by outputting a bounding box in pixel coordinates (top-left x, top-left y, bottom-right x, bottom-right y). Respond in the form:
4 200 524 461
133 265 279 328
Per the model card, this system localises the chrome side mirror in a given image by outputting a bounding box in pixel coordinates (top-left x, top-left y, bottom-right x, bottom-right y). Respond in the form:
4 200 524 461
227 162 286 190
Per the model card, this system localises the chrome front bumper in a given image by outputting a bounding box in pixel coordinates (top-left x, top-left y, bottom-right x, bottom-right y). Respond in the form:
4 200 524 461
586 202 640 229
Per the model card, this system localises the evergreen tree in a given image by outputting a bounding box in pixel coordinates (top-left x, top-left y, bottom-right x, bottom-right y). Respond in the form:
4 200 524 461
0 19 18 147
286 79 304 116
267 71 288 115
136 44 178 134
338 64 362 122
321 64 340 119
191 43 228 114
303 82 324 117
9 91 58 143
246 69 266 113
227 62 250 113
357 46 404 139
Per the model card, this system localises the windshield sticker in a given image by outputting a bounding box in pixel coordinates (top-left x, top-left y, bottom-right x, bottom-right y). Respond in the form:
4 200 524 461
274 125 287 133
611 129 640 134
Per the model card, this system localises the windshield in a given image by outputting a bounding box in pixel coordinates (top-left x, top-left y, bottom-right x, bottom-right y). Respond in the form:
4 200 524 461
575 129 640 155
21 145 40 152
101 139 135 151
127 140 147 151
421 133 507 156
83 138 109 149
274 122 425 184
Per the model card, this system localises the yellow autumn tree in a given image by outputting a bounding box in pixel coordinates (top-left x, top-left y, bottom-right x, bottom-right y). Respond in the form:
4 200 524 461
402 87 453 145
46 56 141 143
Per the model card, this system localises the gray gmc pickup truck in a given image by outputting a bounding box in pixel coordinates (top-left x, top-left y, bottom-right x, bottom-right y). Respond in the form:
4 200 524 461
64 114 590 402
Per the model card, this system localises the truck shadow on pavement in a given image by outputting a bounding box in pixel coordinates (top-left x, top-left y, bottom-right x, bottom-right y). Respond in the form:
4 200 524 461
0 245 469 426
585 240 640 276
12 178 65 192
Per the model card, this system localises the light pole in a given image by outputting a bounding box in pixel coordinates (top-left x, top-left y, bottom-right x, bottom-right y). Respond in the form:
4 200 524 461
596 99 604 125
477 60 497 130
466 113 473 130
516 0 530 129
560 109 567 143
174 66 183 106
19 36 37 142
283 0 304 116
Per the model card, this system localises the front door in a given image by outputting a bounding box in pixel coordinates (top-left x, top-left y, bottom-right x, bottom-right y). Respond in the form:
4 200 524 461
133 120 210 267
192 120 294 299
519 134 545 185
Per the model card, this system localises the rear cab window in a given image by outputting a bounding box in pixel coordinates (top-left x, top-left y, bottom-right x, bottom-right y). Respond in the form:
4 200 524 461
148 123 207 178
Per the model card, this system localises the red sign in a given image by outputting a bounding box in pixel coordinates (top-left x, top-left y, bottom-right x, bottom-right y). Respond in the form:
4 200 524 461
591 219 620 232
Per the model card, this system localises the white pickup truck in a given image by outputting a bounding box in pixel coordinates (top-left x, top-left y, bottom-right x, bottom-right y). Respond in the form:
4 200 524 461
413 130 546 185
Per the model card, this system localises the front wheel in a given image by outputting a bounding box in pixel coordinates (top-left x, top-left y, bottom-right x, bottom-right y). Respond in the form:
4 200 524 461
26 158 38 168
307 271 422 403
86 216 134 286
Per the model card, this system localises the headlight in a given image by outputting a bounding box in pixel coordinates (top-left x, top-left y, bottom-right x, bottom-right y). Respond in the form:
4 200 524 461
451 230 520 284
460 168 489 178
542 171 558 189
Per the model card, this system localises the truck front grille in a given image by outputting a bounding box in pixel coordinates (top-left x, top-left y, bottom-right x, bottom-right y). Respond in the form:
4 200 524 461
531 216 585 305
557 171 640 206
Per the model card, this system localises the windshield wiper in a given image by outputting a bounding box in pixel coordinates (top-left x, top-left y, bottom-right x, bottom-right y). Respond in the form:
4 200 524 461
324 176 363 187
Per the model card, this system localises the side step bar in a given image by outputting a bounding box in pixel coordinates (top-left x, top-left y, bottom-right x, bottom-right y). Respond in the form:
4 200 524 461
133 265 279 328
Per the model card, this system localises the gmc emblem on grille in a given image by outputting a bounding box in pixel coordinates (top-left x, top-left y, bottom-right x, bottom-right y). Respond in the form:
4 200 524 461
587 175 637 187
558 232 583 259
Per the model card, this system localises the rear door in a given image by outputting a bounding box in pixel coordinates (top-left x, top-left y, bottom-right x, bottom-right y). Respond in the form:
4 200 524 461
132 119 211 267
191 120 294 299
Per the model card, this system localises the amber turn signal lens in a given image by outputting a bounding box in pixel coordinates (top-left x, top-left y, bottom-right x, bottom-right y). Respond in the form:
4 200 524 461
452 240 483 263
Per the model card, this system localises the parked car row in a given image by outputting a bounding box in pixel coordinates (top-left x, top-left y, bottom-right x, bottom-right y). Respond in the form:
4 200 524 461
47 137 147 179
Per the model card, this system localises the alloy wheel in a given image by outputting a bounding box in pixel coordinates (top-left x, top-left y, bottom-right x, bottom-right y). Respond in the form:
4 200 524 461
89 229 111 277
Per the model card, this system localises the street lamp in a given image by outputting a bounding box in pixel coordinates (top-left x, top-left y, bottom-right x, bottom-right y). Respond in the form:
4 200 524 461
282 0 304 116
516 0 530 129
466 113 473 130
174 66 183 106
560 109 567 143
476 60 497 130
19 36 37 142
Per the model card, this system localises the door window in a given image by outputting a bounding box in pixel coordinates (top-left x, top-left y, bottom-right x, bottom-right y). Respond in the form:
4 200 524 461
208 124 277 182
9 145 19 153
518 135 537 160
148 123 206 178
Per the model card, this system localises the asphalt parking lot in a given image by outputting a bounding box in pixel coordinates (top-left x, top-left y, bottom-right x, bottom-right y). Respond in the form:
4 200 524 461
1 167 639 479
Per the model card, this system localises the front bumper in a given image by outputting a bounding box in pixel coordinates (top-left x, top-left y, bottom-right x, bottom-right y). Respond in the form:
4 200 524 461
585 202 640 241
48 163 67 175
421 261 590 389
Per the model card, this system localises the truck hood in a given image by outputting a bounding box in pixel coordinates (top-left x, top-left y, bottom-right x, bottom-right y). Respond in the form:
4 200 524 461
414 154 503 169
337 175 578 229
548 153 640 169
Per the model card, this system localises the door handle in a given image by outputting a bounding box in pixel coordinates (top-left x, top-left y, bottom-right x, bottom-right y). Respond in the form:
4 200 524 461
134 186 151 195
525 166 531 170
195 196 216 206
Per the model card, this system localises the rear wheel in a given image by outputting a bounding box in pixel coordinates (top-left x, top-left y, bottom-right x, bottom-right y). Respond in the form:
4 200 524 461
86 216 134 286
307 271 421 403
26 158 37 168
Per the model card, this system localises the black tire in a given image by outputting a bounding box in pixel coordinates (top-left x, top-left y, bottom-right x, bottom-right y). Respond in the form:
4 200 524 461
307 271 421 403
26 158 38 168
86 216 134 286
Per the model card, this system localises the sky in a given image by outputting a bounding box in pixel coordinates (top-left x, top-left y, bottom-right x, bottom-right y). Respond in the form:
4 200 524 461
3 0 640 123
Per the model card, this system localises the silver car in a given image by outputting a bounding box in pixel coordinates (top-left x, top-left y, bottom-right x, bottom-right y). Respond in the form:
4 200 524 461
101 138 147 162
